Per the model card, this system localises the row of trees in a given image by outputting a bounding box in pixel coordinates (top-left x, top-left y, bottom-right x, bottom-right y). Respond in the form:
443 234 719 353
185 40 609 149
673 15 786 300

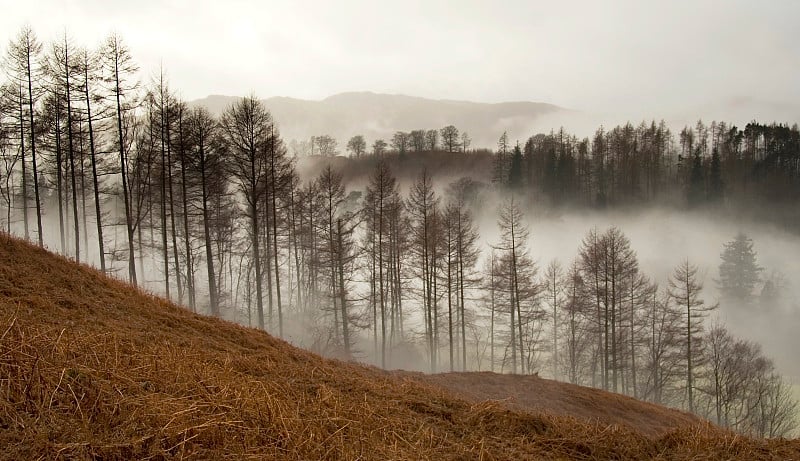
0 26 794 438
492 120 800 209
288 126 473 158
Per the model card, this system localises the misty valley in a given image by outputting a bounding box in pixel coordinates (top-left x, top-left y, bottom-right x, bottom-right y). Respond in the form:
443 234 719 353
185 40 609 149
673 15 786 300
2 24 800 454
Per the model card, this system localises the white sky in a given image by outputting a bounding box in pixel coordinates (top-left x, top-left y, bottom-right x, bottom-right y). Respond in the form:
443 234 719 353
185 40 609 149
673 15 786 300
3 0 799 117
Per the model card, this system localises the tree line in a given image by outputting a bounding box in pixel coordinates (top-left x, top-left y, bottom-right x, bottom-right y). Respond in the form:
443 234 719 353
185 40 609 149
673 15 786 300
0 26 795 438
490 121 800 212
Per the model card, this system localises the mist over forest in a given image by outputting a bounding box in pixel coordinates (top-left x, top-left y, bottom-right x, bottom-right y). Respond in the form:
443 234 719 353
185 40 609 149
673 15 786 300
2 24 800 439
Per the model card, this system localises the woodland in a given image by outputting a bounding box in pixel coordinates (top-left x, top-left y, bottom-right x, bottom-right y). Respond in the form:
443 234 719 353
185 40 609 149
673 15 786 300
1 27 798 438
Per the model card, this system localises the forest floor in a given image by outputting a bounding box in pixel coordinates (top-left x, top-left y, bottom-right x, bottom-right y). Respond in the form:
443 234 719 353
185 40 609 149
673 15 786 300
1 233 798 460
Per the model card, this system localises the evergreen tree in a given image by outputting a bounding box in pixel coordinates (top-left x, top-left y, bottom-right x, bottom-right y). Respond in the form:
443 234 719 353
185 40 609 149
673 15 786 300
708 147 723 203
718 233 762 306
687 153 704 207
508 143 523 189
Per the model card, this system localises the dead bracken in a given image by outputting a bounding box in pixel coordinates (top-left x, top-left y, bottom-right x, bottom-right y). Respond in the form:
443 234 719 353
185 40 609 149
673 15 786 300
0 233 798 460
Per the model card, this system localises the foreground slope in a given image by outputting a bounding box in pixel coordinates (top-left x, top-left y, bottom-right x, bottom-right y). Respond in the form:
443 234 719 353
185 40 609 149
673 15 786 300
0 234 798 460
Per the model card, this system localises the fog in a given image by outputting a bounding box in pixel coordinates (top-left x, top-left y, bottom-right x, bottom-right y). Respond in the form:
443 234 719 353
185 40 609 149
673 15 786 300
506 207 800 381
4 1 799 141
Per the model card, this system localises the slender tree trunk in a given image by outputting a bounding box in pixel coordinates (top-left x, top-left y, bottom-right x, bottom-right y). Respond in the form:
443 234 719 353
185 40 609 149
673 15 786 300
458 214 467 372
337 218 349 356
160 99 170 299
26 47 43 247
84 65 105 272
54 94 65 253
447 223 454 372
114 52 137 285
379 191 386 368
251 192 264 329
490 251 495 372
178 112 194 310
167 115 183 304
18 86 29 241
65 51 80 262
78 120 89 258
270 128 283 337
199 136 217 316
290 186 302 312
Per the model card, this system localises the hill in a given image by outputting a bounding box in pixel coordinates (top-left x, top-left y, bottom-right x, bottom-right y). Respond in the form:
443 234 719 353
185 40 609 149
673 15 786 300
189 92 569 149
1 233 799 460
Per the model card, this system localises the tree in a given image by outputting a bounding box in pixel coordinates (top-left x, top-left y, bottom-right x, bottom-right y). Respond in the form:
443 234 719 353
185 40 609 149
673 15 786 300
100 33 139 285
3 26 44 246
544 259 563 380
410 130 426 152
390 131 409 155
701 324 798 437
492 133 510 186
425 129 438 151
314 134 337 157
365 160 401 367
408 168 440 371
219 95 272 330
447 178 480 371
669 259 715 413
346 135 366 157
440 125 460 153
496 196 539 374
186 106 224 316
579 227 639 391
317 166 346 346
708 147 723 203
460 132 471 153
508 143 523 189
718 233 762 306
77 46 107 272
372 138 387 156
641 285 681 405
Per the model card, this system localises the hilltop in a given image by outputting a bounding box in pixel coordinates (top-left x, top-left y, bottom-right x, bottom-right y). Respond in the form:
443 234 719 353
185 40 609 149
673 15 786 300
1 233 798 460
189 92 569 148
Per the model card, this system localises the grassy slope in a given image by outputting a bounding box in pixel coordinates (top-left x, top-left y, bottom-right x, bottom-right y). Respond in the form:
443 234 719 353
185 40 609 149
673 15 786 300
1 234 798 460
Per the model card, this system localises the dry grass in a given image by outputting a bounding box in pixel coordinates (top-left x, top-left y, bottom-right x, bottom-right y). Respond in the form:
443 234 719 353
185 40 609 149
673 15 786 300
1 233 798 460
407 372 703 438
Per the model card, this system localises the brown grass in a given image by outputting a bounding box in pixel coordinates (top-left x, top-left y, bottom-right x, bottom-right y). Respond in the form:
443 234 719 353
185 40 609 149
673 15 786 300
406 372 703 438
0 233 798 460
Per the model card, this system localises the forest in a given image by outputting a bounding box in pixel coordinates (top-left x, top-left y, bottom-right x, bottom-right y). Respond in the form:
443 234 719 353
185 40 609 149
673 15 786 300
1 26 798 438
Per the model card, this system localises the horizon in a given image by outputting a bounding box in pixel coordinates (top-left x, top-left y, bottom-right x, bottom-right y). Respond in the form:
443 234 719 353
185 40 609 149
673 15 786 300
3 0 799 124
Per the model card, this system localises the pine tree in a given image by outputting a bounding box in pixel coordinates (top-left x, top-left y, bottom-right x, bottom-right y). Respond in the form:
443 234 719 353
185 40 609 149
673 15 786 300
718 233 762 306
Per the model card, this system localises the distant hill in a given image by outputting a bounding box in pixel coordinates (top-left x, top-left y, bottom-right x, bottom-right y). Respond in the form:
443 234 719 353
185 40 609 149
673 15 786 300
189 91 570 149
3 234 800 459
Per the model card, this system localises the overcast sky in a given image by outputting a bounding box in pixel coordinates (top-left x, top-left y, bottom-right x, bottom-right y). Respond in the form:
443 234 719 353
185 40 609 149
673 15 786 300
3 0 799 118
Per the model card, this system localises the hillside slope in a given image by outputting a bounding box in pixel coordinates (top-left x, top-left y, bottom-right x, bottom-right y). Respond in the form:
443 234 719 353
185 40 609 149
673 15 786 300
1 234 798 460
409 372 702 438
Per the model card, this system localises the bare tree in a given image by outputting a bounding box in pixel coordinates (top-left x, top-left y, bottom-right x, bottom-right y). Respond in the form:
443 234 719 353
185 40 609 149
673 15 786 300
372 138 387 156
186 106 223 315
346 134 366 157
3 26 44 246
390 131 409 154
669 259 715 413
365 160 400 367
219 95 272 330
496 196 538 374
440 125 460 153
100 33 139 285
544 259 564 380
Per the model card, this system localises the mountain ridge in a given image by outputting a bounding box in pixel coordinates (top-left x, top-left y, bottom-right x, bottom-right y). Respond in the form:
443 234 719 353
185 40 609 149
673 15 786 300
188 91 569 149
